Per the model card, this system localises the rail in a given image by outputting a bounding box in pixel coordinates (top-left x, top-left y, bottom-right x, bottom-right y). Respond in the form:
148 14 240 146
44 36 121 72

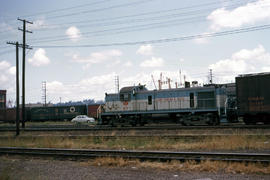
1 124 270 132
0 147 269 163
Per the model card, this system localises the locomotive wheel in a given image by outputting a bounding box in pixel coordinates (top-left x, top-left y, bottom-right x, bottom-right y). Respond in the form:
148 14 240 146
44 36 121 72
243 115 256 125
109 119 115 127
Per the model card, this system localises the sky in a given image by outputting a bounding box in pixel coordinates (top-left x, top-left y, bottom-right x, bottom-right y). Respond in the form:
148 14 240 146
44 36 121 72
0 0 270 105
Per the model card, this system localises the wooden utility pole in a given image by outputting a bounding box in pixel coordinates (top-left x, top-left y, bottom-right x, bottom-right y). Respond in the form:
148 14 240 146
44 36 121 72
18 18 33 128
6 41 21 136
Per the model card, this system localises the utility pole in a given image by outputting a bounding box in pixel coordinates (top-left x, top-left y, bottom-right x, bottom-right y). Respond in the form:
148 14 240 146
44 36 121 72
6 41 22 136
18 18 33 128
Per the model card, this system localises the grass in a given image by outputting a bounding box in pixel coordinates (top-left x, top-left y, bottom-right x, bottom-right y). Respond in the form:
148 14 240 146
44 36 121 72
0 166 11 180
82 157 270 174
1 156 269 175
0 135 269 151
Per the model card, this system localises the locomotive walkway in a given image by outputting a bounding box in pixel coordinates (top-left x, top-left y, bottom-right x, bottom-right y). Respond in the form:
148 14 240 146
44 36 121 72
0 147 269 163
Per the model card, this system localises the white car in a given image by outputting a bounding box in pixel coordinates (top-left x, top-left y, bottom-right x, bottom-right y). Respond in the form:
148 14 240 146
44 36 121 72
71 115 95 123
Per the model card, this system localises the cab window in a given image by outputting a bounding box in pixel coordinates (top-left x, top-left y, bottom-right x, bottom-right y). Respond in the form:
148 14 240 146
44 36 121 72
148 95 152 105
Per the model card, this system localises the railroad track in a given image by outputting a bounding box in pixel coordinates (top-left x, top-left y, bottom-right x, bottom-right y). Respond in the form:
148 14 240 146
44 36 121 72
1 124 270 132
0 147 269 163
1 134 269 141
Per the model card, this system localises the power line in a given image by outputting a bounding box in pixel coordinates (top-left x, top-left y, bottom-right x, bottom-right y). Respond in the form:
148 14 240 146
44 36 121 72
32 1 253 34
22 0 113 18
1 0 253 33
33 0 251 30
43 0 156 20
29 2 265 43
0 0 157 34
0 0 256 36
1 0 113 22
27 0 267 44
30 16 206 43
32 24 270 48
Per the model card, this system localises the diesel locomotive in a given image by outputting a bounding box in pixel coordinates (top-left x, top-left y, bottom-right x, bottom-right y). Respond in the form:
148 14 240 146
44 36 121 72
99 83 237 126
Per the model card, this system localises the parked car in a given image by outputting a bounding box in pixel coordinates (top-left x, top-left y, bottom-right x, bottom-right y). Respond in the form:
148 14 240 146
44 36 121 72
71 115 95 123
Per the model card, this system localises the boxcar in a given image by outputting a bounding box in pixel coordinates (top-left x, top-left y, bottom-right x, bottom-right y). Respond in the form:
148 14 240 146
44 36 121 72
236 72 270 124
0 108 21 123
87 104 101 119
28 105 87 121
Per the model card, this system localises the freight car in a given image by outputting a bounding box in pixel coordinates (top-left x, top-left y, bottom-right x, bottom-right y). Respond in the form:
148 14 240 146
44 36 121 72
27 105 87 121
99 83 237 126
0 104 101 123
0 108 21 123
236 72 270 124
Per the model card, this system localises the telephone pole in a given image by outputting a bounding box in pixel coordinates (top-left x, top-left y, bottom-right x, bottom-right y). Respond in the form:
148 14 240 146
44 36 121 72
6 41 22 136
18 18 33 128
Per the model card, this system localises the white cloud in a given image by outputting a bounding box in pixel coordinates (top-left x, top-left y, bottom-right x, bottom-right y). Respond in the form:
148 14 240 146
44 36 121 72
0 22 15 32
46 73 117 102
140 57 164 67
207 0 270 31
123 61 133 67
72 49 122 68
209 45 270 82
66 26 81 41
0 74 8 83
193 35 209 44
179 58 185 63
136 44 153 55
108 59 121 67
8 66 16 75
30 19 46 30
0 60 11 70
28 48 50 67
0 61 15 77
0 60 16 98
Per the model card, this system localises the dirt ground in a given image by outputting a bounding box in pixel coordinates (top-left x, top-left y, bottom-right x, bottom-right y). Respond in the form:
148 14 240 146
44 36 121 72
0 157 270 180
